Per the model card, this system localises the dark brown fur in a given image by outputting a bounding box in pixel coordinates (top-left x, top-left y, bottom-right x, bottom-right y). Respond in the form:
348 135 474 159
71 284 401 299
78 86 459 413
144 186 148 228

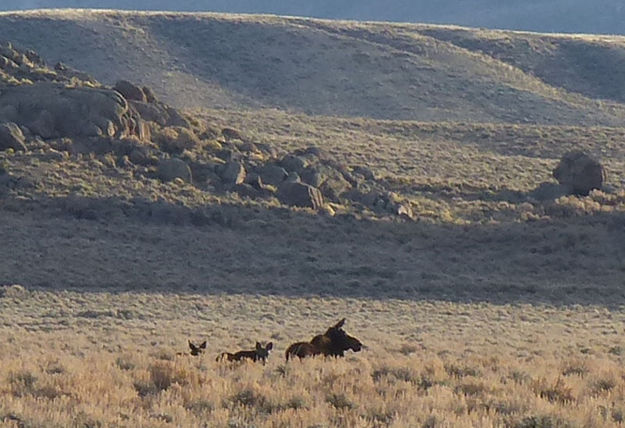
217 341 273 364
285 318 363 361
285 341 321 360
177 340 206 357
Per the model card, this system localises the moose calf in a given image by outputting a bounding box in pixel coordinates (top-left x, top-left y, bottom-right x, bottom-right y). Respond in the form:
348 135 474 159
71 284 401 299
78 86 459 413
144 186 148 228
176 340 206 357
217 342 274 365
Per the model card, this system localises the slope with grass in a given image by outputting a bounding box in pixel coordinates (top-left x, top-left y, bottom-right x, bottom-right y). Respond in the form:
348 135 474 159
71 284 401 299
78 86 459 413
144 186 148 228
2 10 625 125
0 10 625 428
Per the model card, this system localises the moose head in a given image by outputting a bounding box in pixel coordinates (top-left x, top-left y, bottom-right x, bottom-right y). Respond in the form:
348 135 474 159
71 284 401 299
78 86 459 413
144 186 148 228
187 340 207 356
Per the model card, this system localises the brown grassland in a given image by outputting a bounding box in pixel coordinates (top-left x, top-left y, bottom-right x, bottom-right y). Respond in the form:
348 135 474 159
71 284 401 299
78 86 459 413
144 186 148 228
0 9 625 428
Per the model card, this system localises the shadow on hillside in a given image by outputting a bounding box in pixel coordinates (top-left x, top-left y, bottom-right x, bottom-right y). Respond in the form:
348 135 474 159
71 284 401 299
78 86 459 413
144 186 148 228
1 193 625 308
405 181 584 206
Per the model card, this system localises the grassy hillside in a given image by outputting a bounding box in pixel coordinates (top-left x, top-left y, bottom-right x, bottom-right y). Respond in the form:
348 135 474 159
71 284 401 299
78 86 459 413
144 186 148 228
1 10 625 125
2 0 625 35
0 10 625 427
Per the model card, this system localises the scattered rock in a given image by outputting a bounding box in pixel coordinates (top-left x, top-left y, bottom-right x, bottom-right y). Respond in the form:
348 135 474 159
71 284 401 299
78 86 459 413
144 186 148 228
238 141 258 153
255 143 280 159
158 158 192 183
114 80 147 102
553 151 605 196
142 86 157 103
119 155 133 168
221 127 243 141
233 183 259 198
277 181 324 210
0 122 27 151
220 161 246 185
259 164 289 186
319 168 352 201
128 101 190 129
300 166 324 187
286 171 301 183
352 165 375 180
215 146 241 162
54 62 97 84
293 145 326 159
129 147 149 165
154 127 199 153
395 203 414 219
279 154 307 173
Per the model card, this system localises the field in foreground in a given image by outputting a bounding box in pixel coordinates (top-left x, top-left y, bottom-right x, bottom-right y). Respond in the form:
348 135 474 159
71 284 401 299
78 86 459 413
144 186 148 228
1 8 625 428
0 287 624 427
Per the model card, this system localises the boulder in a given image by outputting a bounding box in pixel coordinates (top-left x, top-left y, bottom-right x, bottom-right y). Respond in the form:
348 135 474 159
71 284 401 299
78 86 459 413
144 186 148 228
128 100 190 128
221 127 243 141
0 83 134 139
259 164 289 186
233 183 259 199
158 158 192 183
142 86 157 103
277 182 324 210
352 165 375 181
279 154 307 173
293 145 326 159
114 80 147 102
553 151 605 196
154 126 199 153
220 161 246 185
0 122 26 151
300 166 324 187
319 169 352 201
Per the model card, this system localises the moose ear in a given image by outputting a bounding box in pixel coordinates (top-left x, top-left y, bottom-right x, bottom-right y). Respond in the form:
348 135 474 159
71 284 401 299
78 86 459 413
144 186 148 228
334 318 346 329
199 341 207 349
188 340 197 351
256 342 262 350
266 342 273 350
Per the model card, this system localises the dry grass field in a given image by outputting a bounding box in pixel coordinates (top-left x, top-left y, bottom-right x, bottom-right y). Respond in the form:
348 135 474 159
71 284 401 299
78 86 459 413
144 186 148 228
1 9 625 428
1 288 625 427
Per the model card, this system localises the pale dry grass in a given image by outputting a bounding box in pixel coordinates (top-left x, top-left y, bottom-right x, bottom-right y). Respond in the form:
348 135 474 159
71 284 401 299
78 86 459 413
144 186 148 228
0 289 624 427
2 10 625 126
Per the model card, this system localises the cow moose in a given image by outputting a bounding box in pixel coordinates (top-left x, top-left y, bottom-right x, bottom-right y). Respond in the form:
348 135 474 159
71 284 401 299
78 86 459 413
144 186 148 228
285 318 363 361
217 341 274 365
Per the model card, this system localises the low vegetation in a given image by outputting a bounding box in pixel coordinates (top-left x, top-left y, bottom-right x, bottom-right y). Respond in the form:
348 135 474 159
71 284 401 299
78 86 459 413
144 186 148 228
0 9 624 427
0 289 624 427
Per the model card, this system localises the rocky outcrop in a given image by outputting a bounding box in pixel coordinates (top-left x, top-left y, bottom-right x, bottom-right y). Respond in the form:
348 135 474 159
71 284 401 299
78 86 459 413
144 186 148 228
0 83 147 140
277 181 324 210
1 41 95 87
114 80 147 102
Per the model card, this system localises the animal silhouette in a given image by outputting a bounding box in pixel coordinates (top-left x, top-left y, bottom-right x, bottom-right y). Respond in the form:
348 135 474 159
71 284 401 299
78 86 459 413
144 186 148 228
217 341 274 364
176 340 206 357
285 318 363 361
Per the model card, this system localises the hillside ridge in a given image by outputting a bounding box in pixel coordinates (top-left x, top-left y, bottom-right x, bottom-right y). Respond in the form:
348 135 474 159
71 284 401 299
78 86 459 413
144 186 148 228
1 10 625 125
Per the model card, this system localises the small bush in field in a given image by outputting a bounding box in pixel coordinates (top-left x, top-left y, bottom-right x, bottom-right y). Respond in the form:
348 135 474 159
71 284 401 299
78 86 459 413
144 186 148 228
535 377 574 404
154 127 200 153
326 392 355 410
561 360 588 377
591 375 617 394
